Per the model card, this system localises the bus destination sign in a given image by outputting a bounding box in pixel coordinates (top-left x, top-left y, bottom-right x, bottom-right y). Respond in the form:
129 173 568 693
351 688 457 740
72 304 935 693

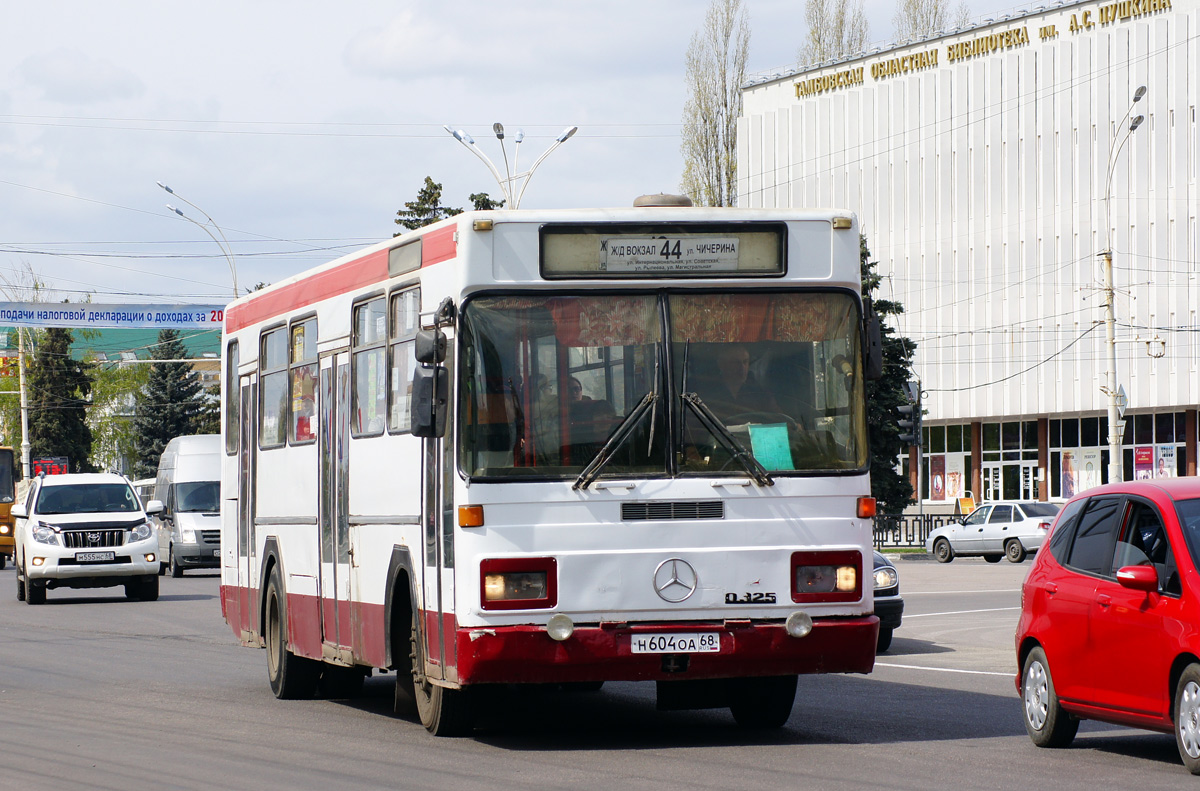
601 236 740 273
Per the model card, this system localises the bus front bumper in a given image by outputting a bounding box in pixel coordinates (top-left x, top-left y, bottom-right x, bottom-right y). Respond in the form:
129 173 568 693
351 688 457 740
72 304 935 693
453 615 878 685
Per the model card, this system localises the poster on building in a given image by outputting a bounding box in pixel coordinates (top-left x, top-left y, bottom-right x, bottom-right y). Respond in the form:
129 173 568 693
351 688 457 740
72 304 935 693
1080 448 1101 493
930 455 945 500
945 454 965 500
1135 446 1154 480
1157 445 1176 479
1061 450 1078 499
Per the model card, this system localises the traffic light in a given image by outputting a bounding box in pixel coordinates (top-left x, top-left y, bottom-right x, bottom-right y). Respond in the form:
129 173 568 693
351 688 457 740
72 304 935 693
897 384 922 447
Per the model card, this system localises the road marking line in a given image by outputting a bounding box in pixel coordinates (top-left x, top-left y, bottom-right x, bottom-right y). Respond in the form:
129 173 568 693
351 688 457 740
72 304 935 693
905 589 1020 595
876 662 1013 677
904 606 1020 618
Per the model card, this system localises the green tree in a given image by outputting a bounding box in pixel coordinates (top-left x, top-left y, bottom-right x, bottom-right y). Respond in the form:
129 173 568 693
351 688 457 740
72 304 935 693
862 235 917 514
193 381 221 435
394 177 503 234
88 360 150 474
394 177 463 233
130 329 205 478
468 192 505 211
28 326 95 472
681 0 750 207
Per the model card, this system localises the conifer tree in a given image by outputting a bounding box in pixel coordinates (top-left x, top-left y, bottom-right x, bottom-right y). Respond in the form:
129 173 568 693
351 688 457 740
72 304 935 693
862 236 918 514
28 326 95 472
131 329 204 478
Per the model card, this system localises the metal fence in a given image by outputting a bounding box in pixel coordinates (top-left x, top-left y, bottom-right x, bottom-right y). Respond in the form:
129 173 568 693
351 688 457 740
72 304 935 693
872 513 960 550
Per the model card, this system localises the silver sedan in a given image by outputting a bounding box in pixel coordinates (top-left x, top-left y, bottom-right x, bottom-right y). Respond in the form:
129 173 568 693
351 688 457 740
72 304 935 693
925 501 1060 563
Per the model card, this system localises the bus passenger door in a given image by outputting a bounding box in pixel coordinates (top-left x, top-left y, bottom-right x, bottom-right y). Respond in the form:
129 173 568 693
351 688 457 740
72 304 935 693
422 351 456 682
319 352 353 656
237 374 257 641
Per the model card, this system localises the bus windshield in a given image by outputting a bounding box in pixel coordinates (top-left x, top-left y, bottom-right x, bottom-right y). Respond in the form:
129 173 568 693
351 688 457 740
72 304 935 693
458 290 868 481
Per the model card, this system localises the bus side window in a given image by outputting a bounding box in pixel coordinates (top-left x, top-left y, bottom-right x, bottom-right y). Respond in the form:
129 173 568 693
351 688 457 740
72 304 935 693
352 297 387 437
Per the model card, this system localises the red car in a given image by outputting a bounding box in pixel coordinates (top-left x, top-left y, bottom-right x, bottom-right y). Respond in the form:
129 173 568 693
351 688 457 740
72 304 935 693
1015 478 1200 774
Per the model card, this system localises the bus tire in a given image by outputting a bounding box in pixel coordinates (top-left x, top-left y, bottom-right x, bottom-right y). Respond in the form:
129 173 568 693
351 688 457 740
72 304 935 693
729 675 797 729
410 608 473 736
0 553 6 570
265 567 319 699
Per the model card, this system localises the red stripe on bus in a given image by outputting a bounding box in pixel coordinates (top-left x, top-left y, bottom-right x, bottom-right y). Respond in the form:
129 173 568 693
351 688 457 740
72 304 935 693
422 226 456 266
225 248 389 333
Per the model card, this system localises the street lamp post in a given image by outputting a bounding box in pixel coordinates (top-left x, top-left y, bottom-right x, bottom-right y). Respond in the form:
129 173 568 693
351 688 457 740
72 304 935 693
157 182 239 298
1100 85 1146 484
444 124 578 209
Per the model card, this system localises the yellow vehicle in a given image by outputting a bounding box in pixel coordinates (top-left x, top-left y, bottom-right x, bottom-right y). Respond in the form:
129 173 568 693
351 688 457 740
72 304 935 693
0 447 19 570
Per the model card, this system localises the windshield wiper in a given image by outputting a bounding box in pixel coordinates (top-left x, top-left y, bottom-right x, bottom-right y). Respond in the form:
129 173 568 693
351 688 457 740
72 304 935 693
680 392 775 486
572 390 659 491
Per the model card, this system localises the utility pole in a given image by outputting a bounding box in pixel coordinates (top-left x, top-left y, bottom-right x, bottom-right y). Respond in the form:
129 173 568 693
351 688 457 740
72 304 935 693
18 326 29 479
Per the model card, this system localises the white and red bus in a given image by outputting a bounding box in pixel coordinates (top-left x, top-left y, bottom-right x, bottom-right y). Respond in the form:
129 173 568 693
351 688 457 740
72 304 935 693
220 198 883 735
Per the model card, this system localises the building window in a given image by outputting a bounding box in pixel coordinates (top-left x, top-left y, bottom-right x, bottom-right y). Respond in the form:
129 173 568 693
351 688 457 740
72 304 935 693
920 423 972 504
352 297 387 437
259 327 288 449
290 318 317 444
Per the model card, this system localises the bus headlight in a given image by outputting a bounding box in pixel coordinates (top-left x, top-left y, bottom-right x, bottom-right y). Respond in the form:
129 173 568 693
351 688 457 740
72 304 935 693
0 524 10 535
790 551 862 603
480 557 558 610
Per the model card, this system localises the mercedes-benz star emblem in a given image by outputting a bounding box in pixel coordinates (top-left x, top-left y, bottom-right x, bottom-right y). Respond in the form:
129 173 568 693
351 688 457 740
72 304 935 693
653 558 698 603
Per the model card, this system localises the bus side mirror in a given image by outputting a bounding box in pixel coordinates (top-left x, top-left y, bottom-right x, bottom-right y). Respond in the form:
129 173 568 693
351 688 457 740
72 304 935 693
411 365 449 438
415 329 446 365
862 298 883 381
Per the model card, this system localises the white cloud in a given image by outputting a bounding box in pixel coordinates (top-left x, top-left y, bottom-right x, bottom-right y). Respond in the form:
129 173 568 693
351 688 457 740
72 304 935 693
17 49 144 104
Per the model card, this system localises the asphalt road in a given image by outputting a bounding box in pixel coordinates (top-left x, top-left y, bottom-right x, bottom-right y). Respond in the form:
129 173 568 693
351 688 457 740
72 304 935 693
0 557 1191 790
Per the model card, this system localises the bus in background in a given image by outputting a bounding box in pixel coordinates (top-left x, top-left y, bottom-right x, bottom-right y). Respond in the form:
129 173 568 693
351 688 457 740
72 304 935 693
220 198 883 735
0 447 19 570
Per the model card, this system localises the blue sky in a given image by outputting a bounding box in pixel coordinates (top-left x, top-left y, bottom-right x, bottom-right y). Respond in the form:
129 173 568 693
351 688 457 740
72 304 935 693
0 0 1005 306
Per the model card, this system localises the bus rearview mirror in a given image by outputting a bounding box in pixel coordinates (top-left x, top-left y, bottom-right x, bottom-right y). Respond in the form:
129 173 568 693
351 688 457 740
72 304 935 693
415 329 447 365
411 365 449 438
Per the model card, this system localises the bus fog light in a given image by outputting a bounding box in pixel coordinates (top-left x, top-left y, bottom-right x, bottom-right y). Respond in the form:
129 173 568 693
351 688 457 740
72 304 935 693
836 566 857 592
786 611 813 638
546 613 574 641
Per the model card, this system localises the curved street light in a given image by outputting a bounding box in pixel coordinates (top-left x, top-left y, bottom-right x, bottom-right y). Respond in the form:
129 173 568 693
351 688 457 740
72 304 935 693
1099 85 1147 484
157 181 239 298
444 124 577 209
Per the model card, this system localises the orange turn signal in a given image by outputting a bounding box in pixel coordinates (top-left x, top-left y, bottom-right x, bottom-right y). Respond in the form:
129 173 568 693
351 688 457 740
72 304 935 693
458 505 484 528
857 496 877 519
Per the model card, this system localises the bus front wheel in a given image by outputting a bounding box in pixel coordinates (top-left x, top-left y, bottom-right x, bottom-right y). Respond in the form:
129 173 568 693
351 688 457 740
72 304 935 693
409 608 473 736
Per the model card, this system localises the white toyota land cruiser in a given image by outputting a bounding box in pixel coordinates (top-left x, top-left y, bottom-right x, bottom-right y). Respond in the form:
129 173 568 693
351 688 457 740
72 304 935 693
13 472 164 604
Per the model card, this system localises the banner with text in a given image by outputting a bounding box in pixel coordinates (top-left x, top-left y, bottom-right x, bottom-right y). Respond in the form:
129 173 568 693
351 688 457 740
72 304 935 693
0 303 226 329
